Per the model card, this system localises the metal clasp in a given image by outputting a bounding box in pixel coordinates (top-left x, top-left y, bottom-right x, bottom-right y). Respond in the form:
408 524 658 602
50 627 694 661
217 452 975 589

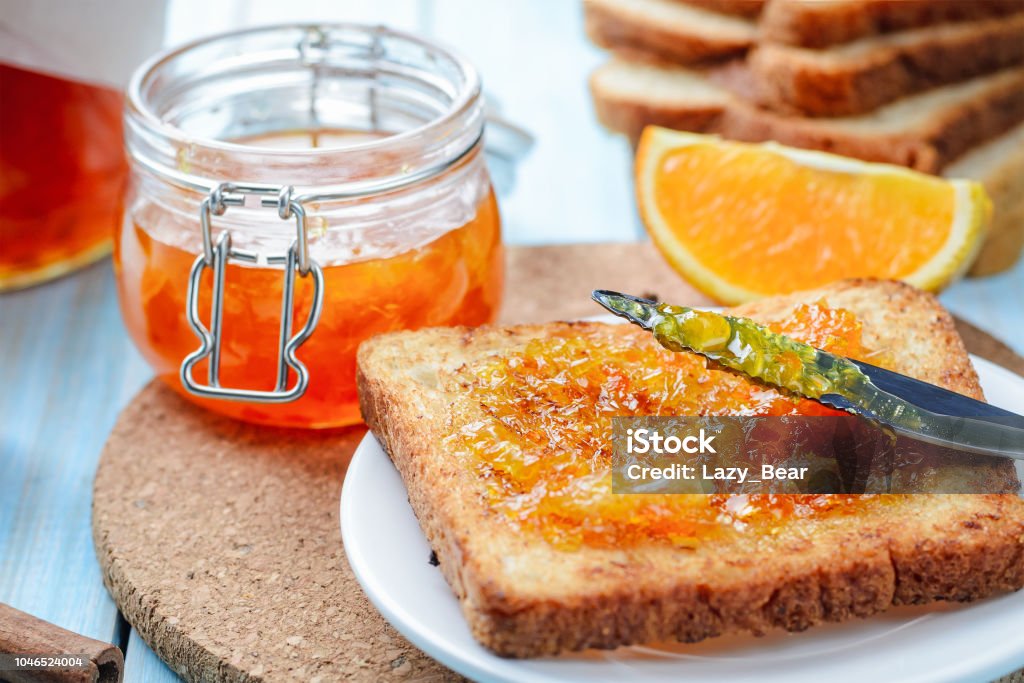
180 183 325 403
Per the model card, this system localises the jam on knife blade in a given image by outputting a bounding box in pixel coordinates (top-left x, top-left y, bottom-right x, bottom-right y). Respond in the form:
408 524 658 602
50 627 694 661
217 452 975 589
592 290 1024 459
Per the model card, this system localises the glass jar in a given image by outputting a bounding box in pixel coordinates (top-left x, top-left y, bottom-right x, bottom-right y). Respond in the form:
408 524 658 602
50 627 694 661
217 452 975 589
0 0 165 291
116 24 503 429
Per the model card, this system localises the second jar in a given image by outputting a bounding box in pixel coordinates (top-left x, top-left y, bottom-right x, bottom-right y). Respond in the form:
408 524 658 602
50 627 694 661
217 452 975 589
116 24 503 428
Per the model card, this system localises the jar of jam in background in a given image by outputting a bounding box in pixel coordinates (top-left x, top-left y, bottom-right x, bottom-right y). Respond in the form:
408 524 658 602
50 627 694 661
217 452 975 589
0 0 165 291
117 24 505 429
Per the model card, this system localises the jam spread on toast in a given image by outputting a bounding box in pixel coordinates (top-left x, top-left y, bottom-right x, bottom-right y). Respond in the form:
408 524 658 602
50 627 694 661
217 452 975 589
445 302 893 549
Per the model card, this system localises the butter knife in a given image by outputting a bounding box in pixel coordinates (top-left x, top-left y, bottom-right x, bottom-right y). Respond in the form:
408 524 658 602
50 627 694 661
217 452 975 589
593 289 1024 460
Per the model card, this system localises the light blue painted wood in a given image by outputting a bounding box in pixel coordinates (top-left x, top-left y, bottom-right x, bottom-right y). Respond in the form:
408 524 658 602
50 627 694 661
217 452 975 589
942 264 1024 357
123 630 183 683
163 0 426 46
0 261 152 645
424 0 643 245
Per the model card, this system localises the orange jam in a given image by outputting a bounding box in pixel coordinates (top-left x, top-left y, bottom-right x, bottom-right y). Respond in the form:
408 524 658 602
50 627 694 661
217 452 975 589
0 64 127 290
445 302 890 549
116 185 501 428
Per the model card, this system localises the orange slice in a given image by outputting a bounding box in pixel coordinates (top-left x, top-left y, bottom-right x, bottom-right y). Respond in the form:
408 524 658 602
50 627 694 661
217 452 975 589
636 127 992 304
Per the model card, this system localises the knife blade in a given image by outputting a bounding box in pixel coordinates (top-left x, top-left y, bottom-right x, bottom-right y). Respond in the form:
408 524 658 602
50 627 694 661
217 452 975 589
592 289 1024 460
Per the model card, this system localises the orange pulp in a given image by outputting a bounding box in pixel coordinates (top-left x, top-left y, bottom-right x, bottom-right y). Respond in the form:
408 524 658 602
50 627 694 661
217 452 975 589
635 129 973 303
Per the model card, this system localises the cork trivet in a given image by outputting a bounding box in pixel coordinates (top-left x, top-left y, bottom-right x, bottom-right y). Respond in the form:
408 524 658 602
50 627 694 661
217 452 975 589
92 243 1024 682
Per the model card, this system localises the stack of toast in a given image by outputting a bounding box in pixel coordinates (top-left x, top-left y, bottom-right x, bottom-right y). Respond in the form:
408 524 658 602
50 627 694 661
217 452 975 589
585 0 1024 275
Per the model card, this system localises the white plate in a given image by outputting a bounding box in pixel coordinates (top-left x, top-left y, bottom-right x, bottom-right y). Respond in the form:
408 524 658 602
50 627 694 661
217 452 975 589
341 353 1024 683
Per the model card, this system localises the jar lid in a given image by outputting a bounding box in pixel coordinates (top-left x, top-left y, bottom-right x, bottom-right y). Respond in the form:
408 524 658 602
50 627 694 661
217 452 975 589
125 23 488 201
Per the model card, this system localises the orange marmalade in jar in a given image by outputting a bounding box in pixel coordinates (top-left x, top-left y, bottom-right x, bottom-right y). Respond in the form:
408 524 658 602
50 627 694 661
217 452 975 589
1 1 164 290
116 25 503 428
0 64 127 290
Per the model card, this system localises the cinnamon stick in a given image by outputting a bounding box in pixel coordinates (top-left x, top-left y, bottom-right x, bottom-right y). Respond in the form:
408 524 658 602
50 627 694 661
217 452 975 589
0 603 122 683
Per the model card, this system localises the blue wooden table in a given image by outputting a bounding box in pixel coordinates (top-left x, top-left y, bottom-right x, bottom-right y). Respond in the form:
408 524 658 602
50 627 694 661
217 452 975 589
2 2 1022 681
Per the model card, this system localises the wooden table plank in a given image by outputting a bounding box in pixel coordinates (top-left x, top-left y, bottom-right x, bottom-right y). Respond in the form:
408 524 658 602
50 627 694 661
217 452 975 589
0 262 151 644
941 265 1024 357
123 630 181 683
163 0 425 45
425 0 643 246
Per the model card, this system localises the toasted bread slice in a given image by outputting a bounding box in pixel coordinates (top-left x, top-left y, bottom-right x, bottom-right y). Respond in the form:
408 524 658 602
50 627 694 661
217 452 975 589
583 0 756 64
946 122 1024 275
590 57 1024 173
358 280 1024 657
760 0 1024 49
750 13 1024 116
683 0 763 19
590 57 732 140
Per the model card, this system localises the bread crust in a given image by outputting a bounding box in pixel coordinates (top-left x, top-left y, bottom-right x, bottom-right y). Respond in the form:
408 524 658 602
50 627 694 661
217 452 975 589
357 280 1024 658
722 67 1024 173
589 55 731 143
760 0 1024 49
584 0 754 65
971 203 1024 276
749 14 1024 116
947 122 1024 276
590 89 724 149
682 0 763 19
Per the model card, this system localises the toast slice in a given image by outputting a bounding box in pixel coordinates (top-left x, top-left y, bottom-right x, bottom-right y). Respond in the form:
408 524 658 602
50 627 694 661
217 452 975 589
589 56 733 141
682 0 764 19
583 0 756 64
749 13 1024 116
590 57 1024 173
357 279 1024 657
946 122 1024 275
760 0 1024 49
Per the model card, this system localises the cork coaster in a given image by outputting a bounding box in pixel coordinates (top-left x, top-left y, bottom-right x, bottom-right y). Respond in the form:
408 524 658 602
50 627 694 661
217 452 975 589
92 244 1024 682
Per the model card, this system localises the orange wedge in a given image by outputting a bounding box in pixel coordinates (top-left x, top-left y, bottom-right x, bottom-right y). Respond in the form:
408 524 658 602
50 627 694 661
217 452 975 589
635 127 992 304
